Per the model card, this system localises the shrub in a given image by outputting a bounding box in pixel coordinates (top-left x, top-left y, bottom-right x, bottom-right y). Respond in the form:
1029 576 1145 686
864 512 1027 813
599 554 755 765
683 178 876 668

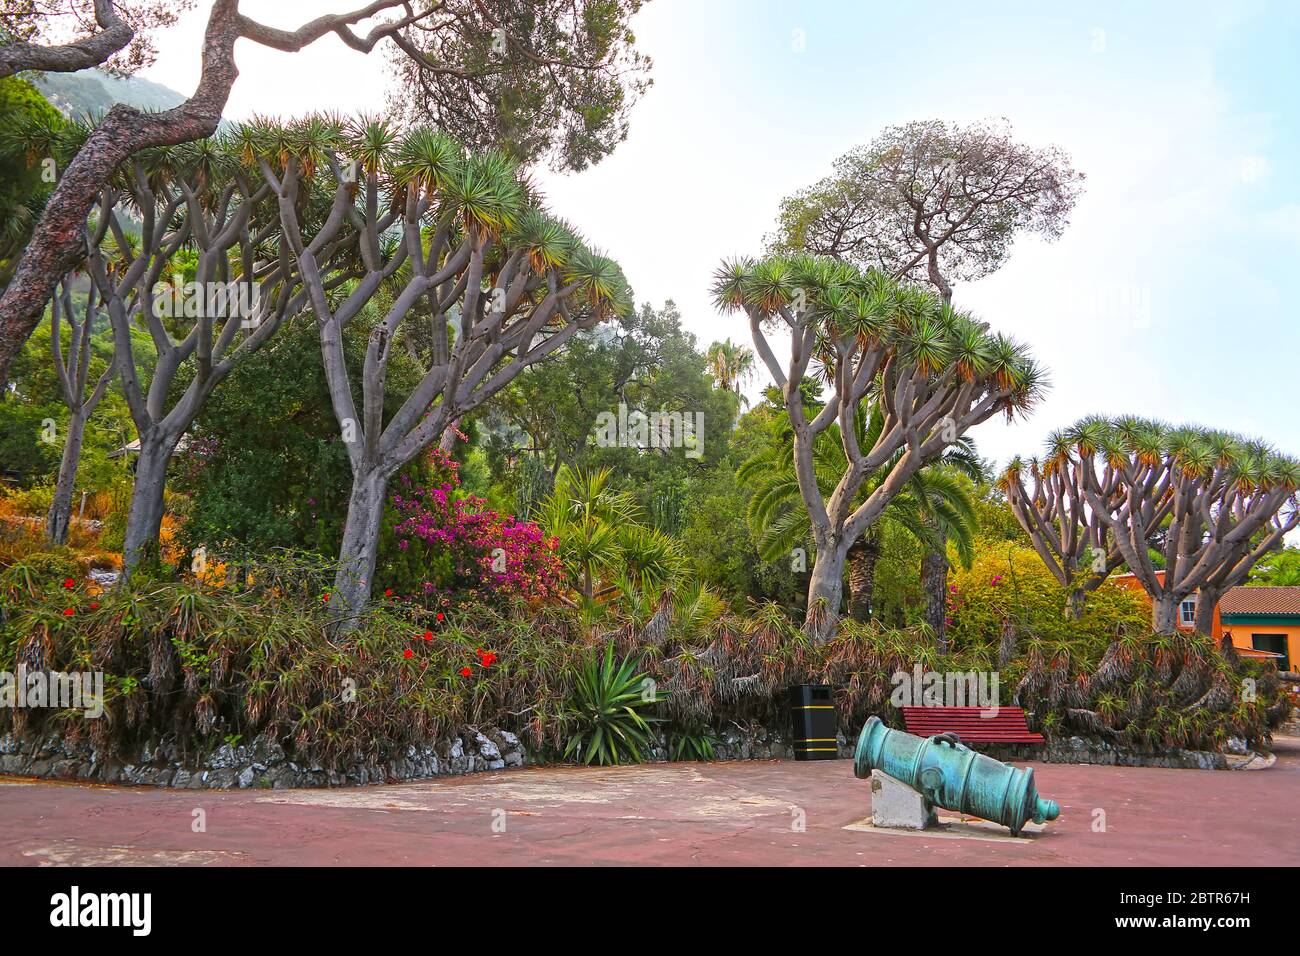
1013 630 1285 752
381 448 564 608
0 545 1283 772
667 721 719 761
562 642 661 765
1 480 55 518
945 538 1149 651
0 551 593 766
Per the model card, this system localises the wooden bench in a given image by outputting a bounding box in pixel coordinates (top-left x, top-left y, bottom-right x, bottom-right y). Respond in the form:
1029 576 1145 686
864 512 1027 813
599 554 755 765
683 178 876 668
900 706 1044 745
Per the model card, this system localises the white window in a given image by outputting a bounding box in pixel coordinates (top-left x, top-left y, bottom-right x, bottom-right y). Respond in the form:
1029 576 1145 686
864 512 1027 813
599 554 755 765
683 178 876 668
1179 597 1198 627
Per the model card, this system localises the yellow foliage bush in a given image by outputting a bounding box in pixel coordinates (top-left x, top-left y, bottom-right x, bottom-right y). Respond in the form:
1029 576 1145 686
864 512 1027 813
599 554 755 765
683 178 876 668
946 538 1149 651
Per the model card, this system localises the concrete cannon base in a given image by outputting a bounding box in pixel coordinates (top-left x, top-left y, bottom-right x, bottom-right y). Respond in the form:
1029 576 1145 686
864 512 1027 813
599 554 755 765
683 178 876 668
870 769 939 829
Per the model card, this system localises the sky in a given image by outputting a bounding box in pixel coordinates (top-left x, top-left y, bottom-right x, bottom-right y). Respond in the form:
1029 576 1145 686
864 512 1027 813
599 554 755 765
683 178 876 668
141 0 1299 469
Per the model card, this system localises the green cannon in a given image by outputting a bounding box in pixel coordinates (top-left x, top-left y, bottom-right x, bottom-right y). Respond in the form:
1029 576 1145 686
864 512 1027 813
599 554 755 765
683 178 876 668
854 716 1059 835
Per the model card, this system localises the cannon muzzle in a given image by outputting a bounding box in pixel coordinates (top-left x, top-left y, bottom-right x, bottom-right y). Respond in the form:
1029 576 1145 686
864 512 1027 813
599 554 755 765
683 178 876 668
854 715 1059 835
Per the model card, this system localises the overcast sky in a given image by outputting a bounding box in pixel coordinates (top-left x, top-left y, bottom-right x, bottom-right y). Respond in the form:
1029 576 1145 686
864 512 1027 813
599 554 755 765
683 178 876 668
142 0 1298 468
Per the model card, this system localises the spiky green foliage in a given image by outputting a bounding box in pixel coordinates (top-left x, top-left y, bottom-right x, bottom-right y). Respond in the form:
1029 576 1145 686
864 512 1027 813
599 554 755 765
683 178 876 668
562 642 661 765
1013 630 1284 752
1 543 1283 772
667 722 719 761
538 465 684 603
507 208 579 273
562 245 634 319
442 149 523 232
712 256 1044 414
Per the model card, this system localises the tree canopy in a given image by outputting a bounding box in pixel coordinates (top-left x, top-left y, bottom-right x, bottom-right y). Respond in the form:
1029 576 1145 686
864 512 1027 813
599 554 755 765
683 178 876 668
768 118 1084 301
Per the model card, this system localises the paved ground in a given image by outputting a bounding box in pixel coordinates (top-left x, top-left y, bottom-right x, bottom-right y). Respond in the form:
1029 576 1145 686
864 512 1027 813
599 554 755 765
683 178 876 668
2 737 1298 866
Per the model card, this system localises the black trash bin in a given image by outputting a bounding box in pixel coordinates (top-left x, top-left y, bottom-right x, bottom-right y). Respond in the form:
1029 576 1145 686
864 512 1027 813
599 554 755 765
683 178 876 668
788 684 838 760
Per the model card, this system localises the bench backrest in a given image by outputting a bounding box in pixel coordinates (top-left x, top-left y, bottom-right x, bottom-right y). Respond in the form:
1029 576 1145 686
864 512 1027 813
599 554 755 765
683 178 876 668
900 706 1044 743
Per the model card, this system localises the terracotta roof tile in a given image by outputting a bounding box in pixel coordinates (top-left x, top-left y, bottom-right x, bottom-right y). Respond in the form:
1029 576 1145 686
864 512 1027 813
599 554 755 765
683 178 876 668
1220 586 1300 616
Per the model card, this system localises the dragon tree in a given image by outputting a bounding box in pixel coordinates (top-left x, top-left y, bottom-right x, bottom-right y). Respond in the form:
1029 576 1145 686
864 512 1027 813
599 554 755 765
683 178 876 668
998 426 1130 618
0 0 651 396
83 131 327 570
767 118 1083 643
1026 416 1300 634
45 276 117 544
260 117 633 628
713 254 1045 640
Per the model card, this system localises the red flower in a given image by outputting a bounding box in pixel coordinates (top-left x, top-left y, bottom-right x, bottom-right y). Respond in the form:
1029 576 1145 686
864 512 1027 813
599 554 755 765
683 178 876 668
384 589 393 597
323 593 331 602
459 666 472 677
436 612 444 621
89 602 99 610
423 631 433 641
62 578 75 588
403 648 414 659
63 608 74 616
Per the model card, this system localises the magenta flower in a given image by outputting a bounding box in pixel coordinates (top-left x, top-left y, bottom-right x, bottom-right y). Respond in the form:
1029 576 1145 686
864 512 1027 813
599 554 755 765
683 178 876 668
380 446 563 606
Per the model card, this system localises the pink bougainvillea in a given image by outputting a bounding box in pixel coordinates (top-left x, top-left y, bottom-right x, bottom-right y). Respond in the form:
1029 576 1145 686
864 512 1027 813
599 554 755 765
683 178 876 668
384 448 563 606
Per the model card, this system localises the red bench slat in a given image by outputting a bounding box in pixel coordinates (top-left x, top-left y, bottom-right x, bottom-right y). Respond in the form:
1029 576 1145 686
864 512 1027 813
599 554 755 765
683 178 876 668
899 706 1044 744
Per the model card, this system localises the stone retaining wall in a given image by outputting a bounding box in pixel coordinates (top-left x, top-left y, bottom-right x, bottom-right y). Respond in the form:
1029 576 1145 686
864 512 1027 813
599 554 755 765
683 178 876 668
0 728 527 789
706 727 1262 771
0 724 1265 789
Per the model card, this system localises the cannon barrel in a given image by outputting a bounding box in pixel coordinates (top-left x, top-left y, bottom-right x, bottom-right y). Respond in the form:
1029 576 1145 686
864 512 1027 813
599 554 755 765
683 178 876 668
854 715 1059 835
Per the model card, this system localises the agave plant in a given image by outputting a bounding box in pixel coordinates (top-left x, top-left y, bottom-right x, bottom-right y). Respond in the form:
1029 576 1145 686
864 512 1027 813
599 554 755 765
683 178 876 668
562 642 662 766
668 721 720 761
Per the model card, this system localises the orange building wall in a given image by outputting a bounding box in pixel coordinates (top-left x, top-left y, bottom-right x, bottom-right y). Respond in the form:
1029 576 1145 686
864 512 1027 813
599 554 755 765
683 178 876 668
1109 572 1293 668
1219 622 1298 671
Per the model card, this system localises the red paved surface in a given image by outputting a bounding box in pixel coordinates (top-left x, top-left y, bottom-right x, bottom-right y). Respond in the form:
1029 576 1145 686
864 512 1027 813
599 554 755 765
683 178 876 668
2 737 1297 866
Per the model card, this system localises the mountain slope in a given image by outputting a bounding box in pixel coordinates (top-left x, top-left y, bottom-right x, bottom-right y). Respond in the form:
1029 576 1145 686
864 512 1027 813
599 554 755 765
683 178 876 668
32 69 189 118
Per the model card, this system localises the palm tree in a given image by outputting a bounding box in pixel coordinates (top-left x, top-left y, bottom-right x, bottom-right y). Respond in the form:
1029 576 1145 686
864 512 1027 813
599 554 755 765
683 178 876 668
916 440 983 651
537 464 683 605
0 109 81 288
1249 547 1300 586
740 403 978 628
705 338 755 397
